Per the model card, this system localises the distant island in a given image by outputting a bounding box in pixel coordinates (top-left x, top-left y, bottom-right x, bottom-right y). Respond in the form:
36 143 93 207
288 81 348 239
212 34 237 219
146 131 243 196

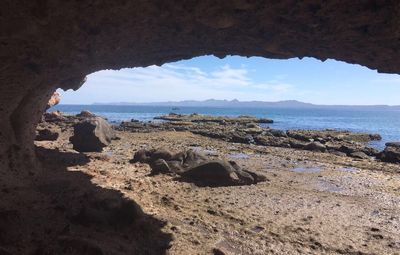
93 99 400 110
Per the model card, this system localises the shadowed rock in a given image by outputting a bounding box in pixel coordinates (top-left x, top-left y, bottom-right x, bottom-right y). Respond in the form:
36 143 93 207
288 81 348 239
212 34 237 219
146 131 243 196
379 142 400 163
35 128 59 141
70 117 116 152
132 149 267 187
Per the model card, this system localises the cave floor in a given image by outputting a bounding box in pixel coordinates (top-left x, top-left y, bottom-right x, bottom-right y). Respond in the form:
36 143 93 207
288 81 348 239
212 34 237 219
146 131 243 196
32 128 400 255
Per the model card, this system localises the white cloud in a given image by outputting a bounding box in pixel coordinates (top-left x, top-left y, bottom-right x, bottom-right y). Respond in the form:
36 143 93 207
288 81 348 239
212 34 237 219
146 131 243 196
60 63 295 104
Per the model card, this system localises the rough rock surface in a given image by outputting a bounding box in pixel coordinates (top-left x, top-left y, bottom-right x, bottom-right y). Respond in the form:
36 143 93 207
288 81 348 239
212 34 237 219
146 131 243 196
35 128 59 141
2 1 400 171
45 91 61 110
132 148 267 187
120 116 383 161
76 110 96 118
27 123 400 254
70 117 116 152
379 142 400 163
155 113 273 124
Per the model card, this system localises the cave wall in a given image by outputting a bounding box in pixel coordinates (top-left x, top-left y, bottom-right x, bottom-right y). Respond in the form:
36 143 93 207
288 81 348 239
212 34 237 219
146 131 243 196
1 0 400 172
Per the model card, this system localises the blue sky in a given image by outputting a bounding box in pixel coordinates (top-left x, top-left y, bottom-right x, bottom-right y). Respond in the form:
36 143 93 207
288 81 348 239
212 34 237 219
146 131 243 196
58 55 400 105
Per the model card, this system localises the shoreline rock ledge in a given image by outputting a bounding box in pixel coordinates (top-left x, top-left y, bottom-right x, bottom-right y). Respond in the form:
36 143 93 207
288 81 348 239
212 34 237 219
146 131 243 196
154 113 273 124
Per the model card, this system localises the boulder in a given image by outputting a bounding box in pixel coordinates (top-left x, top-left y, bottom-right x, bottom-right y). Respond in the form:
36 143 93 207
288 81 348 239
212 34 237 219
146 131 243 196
304 142 327 152
254 135 290 148
349 151 370 159
70 117 116 152
289 139 308 149
329 150 347 157
257 118 274 124
246 122 258 128
385 142 400 148
131 149 153 163
379 143 400 163
36 128 59 141
131 149 267 187
180 160 251 187
76 110 96 118
230 133 254 144
267 129 287 137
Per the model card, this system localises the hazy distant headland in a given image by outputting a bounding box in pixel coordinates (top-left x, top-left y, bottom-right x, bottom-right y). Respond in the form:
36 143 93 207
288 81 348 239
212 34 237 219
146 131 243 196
93 99 400 110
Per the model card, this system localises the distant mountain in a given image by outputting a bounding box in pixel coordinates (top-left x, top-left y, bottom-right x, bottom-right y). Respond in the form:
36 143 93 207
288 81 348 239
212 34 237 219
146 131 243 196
92 99 400 109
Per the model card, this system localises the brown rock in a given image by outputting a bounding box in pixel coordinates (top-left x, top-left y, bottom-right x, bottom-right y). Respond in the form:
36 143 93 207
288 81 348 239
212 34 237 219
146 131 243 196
43 110 66 122
35 128 59 141
46 91 61 110
76 110 96 118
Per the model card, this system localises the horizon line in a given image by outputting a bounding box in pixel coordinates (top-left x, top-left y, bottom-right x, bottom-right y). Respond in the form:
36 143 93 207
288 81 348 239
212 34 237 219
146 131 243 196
55 99 400 107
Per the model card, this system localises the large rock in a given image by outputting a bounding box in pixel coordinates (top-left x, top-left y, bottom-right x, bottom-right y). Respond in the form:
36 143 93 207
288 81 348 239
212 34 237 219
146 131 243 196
180 160 254 187
304 142 327 152
379 142 400 163
349 151 370 160
76 110 96 118
385 142 400 148
132 149 267 187
70 117 116 152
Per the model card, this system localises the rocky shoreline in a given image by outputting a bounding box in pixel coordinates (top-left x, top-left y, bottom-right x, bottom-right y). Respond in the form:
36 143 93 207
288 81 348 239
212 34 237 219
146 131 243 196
27 110 400 254
117 113 399 164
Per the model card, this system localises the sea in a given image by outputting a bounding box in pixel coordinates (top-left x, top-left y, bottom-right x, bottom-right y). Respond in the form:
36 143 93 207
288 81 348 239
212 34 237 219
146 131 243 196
51 104 400 150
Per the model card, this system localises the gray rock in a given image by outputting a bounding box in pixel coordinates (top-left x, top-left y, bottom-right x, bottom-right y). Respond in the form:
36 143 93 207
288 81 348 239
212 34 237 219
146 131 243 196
132 149 267 187
349 151 370 159
304 142 327 152
385 142 400 148
329 150 347 157
70 117 115 152
76 110 96 118
379 145 400 163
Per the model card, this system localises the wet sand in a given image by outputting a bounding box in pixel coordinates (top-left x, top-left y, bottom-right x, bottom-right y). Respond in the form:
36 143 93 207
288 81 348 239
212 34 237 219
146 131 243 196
34 127 400 254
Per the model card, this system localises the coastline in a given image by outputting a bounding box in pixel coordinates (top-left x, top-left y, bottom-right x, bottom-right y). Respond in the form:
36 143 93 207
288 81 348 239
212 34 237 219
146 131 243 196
25 112 400 254
16 112 400 254
50 104 400 150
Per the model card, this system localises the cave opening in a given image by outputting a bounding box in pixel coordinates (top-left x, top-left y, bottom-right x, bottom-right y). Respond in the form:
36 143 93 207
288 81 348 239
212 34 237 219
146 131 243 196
30 55 400 255
50 55 400 151
2 1 400 253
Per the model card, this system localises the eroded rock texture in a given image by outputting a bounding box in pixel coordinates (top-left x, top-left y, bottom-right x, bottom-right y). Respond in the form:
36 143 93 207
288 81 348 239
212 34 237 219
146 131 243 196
1 1 400 172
